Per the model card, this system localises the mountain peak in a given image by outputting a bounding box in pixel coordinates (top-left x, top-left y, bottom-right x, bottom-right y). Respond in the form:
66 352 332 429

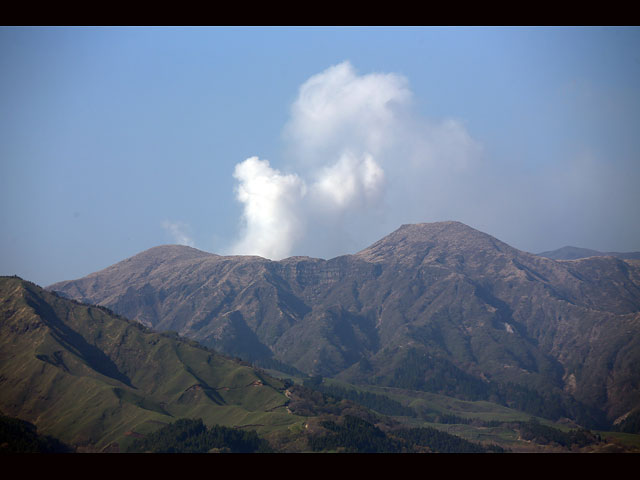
355 221 513 263
47 244 219 300
125 244 216 261
86 244 216 278
398 220 467 229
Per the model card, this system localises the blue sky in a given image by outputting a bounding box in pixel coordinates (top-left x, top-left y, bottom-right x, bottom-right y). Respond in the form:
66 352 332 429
2 26 640 286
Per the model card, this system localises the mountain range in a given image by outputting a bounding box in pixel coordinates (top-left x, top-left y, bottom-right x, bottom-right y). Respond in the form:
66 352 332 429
48 221 640 430
0 275 525 453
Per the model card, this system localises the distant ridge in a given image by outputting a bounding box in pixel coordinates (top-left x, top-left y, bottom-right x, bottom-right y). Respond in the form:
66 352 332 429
537 245 640 260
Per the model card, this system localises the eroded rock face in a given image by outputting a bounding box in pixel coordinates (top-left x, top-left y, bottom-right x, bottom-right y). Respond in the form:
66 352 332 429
48 222 640 422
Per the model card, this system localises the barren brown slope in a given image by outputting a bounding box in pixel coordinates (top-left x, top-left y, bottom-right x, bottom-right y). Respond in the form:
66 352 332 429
48 222 640 426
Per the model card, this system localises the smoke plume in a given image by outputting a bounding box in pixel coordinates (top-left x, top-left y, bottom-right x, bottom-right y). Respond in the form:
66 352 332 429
162 220 195 247
229 61 482 259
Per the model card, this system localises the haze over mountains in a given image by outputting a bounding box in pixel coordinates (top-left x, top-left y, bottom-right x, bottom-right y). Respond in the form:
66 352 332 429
49 221 640 430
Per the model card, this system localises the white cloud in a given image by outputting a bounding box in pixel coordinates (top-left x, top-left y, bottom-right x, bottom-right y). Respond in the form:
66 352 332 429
229 61 483 259
284 61 411 168
230 156 306 259
162 220 195 247
311 152 385 211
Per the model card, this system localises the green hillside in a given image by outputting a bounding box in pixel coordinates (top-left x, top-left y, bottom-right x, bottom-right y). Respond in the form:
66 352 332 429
0 276 303 452
4 274 637 453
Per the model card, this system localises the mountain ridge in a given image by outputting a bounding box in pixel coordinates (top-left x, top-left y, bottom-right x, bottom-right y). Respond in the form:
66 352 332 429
537 245 640 261
47 222 640 428
3 274 537 453
0 275 298 451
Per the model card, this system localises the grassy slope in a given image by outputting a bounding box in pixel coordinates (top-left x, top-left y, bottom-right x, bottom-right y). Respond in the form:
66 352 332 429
0 277 303 451
265 370 640 452
3 275 637 453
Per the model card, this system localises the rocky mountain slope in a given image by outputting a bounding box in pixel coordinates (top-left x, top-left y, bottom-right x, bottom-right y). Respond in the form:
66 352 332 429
49 222 640 428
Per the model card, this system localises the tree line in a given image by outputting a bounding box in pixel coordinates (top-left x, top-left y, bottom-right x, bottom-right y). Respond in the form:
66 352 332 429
0 414 73 453
385 348 609 429
126 418 272 453
307 415 505 453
